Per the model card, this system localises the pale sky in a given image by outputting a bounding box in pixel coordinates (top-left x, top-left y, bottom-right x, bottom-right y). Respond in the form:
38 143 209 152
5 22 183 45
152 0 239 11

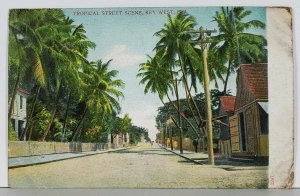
64 7 266 140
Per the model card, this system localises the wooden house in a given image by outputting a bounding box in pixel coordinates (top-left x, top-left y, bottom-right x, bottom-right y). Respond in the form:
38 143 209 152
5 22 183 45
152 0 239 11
230 64 268 159
218 96 236 158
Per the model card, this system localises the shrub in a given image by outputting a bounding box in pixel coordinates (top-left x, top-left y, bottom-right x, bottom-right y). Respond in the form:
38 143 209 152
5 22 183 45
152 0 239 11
8 122 17 141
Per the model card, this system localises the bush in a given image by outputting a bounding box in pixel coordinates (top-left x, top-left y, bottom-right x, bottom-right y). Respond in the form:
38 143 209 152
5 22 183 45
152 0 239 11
30 106 51 140
8 122 17 141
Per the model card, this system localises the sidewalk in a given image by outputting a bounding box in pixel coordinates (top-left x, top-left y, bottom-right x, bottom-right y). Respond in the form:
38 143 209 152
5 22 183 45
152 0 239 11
9 147 128 169
162 146 208 164
161 146 268 170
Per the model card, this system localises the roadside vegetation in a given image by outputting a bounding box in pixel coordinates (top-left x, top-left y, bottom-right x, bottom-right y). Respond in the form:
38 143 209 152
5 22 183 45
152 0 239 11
8 9 150 143
137 7 266 153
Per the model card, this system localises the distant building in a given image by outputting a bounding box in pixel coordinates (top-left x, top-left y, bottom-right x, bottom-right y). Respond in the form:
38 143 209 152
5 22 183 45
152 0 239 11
229 64 268 159
108 132 130 148
11 88 29 140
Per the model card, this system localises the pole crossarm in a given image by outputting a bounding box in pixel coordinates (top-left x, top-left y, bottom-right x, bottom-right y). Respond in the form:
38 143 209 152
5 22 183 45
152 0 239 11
184 28 217 34
189 40 215 44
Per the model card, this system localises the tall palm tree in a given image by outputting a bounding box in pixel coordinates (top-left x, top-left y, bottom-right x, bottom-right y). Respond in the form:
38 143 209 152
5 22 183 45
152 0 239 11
40 23 96 142
71 60 124 141
9 9 71 140
9 10 80 141
212 7 267 94
154 12 201 153
137 55 173 102
8 9 46 122
137 54 202 147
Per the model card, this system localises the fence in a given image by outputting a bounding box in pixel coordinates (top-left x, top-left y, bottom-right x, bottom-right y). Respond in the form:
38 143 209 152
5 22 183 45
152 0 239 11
8 141 116 158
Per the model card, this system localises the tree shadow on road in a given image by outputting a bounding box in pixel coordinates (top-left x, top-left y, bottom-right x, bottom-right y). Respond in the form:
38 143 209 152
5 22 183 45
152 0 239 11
113 149 176 156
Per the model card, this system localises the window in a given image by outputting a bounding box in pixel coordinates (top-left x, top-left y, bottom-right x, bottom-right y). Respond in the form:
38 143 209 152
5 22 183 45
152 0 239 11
239 112 247 152
18 120 25 140
259 105 269 134
20 95 23 109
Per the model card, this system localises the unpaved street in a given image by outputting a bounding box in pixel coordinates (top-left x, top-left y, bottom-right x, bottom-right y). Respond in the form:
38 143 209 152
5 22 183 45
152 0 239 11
9 144 268 188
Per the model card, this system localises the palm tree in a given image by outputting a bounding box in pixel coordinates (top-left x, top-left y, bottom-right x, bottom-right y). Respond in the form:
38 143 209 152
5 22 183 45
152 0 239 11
212 7 267 94
40 23 96 142
154 12 202 153
9 10 81 141
154 12 222 153
9 9 70 140
137 54 203 149
71 60 124 141
137 55 173 102
8 10 46 122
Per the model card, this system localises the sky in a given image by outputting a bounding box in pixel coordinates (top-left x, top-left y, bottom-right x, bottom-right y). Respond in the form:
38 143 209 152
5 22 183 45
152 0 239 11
64 7 266 141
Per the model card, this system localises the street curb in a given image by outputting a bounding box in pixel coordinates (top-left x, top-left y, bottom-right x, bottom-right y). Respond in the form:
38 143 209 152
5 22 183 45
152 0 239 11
159 145 203 165
220 166 268 171
159 145 268 171
8 147 132 169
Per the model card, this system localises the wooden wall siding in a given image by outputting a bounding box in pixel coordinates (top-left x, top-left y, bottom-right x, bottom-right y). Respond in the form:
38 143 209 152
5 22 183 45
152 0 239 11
255 102 269 156
229 115 240 152
259 135 269 156
220 116 231 140
245 105 257 156
235 68 255 110
255 103 262 155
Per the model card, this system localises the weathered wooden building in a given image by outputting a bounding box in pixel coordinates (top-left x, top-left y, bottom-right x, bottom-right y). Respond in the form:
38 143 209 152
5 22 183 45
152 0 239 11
218 96 236 158
230 63 268 159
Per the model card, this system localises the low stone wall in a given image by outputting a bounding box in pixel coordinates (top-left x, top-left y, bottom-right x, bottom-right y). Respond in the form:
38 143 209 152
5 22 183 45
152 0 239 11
8 141 114 158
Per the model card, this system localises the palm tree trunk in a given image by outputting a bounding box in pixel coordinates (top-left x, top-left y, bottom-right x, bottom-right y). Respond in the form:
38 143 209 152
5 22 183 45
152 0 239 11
111 133 114 144
165 94 201 138
71 106 88 142
40 82 62 142
8 69 21 121
223 60 232 95
170 126 173 150
40 106 57 141
28 125 34 141
61 91 72 141
178 53 204 126
183 83 201 127
165 123 168 147
23 86 41 140
160 126 163 146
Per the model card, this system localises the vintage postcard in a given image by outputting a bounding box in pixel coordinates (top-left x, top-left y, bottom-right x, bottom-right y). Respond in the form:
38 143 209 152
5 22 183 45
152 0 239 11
6 6 293 188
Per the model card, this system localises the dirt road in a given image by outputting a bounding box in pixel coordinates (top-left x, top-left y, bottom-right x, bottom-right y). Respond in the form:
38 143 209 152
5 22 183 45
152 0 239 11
9 144 268 188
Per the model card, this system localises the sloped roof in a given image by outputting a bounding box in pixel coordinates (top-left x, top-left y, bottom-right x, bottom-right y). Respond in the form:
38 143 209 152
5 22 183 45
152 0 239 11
220 96 236 112
240 63 268 99
16 87 30 95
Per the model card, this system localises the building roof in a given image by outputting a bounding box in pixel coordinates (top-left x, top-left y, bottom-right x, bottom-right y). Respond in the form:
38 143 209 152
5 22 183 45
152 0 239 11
220 96 236 112
16 87 30 95
240 63 268 99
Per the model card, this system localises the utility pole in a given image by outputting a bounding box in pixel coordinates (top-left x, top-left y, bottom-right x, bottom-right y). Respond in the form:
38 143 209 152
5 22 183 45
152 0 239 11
174 77 183 154
165 120 168 147
167 117 174 150
186 26 216 165
159 120 163 146
170 123 173 150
